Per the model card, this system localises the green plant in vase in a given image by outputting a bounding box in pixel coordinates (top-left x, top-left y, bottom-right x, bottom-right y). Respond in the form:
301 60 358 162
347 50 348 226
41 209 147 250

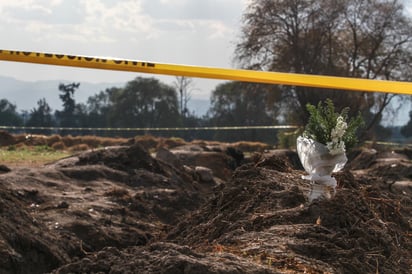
303 98 364 154
297 98 364 202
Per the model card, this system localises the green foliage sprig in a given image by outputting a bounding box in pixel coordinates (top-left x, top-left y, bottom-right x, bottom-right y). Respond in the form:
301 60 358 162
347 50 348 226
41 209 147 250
303 99 364 151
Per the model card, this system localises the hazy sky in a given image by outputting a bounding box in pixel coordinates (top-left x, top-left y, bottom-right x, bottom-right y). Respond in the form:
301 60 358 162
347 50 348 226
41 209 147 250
0 0 249 99
0 0 411 109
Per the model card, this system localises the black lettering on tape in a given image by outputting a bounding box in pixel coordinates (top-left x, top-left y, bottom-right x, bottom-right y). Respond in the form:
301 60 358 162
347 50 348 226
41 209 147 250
1 50 157 70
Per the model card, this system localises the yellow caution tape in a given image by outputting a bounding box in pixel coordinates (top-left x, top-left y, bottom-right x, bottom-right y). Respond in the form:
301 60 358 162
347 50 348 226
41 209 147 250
1 49 412 95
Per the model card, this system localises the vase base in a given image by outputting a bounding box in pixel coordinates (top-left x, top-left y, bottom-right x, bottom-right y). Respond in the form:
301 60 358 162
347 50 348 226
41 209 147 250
308 184 336 202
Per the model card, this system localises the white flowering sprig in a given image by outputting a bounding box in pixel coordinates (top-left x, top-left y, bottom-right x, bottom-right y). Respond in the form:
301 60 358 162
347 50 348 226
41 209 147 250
303 99 364 152
326 116 347 155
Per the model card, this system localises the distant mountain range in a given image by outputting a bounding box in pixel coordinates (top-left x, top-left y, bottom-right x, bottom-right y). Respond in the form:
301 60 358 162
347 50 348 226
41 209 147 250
0 75 210 116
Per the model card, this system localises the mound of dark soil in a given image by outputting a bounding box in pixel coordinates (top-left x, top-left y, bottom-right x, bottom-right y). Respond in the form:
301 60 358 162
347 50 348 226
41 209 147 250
0 143 228 273
0 131 15 146
51 242 274 274
0 142 411 273
0 182 77 273
167 160 412 273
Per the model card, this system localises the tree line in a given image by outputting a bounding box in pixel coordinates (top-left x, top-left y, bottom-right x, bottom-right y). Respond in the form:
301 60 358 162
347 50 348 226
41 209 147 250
1 0 412 144
0 75 411 144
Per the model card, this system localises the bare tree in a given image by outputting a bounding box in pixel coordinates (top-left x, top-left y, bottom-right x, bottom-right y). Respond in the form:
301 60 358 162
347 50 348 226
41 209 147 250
174 76 193 118
235 0 412 136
